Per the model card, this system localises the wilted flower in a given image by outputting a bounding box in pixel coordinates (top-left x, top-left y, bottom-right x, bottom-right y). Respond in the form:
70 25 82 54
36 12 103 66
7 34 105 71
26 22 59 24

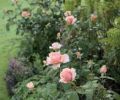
60 68 76 83
90 14 97 22
87 60 94 68
26 82 34 90
11 0 18 4
75 52 82 59
65 15 77 25
64 11 71 17
49 42 62 50
100 65 107 73
57 32 61 39
46 52 70 69
21 9 31 18
43 60 47 65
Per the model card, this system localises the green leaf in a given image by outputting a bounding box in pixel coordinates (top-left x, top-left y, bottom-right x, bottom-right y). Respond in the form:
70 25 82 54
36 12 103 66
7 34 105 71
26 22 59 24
85 89 94 100
39 76 48 84
65 91 79 100
76 87 85 94
80 81 99 100
100 76 115 81
46 83 59 98
39 98 45 100
62 83 71 91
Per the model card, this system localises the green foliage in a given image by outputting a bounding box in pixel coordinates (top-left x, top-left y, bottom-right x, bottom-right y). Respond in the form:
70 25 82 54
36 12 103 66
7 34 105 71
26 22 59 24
101 17 120 82
11 74 118 100
102 27 120 66
105 28 120 48
6 0 65 62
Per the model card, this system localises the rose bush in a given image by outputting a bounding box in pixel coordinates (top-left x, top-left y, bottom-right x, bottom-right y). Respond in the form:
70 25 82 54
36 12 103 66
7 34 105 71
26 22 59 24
11 40 120 99
5 0 65 63
4 0 120 99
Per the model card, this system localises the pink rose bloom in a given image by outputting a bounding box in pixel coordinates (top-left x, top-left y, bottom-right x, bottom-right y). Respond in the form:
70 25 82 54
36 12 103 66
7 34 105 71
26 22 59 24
21 11 31 18
100 65 107 73
49 42 62 50
26 82 34 90
46 52 70 64
46 52 70 69
65 15 77 25
47 52 61 64
60 68 76 83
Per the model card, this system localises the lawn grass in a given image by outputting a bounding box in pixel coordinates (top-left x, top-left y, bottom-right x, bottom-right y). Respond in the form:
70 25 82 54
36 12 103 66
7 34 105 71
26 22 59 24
0 34 20 100
0 0 21 99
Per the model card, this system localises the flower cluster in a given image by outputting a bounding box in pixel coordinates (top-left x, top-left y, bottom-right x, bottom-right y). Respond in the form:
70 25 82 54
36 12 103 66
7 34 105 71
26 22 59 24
25 11 107 90
43 11 107 84
44 42 76 84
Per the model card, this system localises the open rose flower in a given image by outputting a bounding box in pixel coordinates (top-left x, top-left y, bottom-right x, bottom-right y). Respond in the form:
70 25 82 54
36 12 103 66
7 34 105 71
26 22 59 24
46 52 69 69
100 65 107 73
26 82 34 90
90 14 97 22
64 11 71 17
49 42 62 50
60 68 76 83
21 10 31 18
65 15 77 25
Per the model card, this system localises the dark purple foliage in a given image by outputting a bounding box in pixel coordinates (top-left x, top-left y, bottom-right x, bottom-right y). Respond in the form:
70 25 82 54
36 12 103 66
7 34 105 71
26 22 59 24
5 58 33 96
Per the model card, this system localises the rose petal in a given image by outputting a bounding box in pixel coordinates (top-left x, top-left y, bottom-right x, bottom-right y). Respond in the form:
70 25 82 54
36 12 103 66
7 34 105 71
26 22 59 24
61 54 70 63
51 64 61 69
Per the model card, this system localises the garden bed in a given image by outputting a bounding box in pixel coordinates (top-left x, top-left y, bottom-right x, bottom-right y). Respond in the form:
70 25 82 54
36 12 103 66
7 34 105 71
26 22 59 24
3 0 120 100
